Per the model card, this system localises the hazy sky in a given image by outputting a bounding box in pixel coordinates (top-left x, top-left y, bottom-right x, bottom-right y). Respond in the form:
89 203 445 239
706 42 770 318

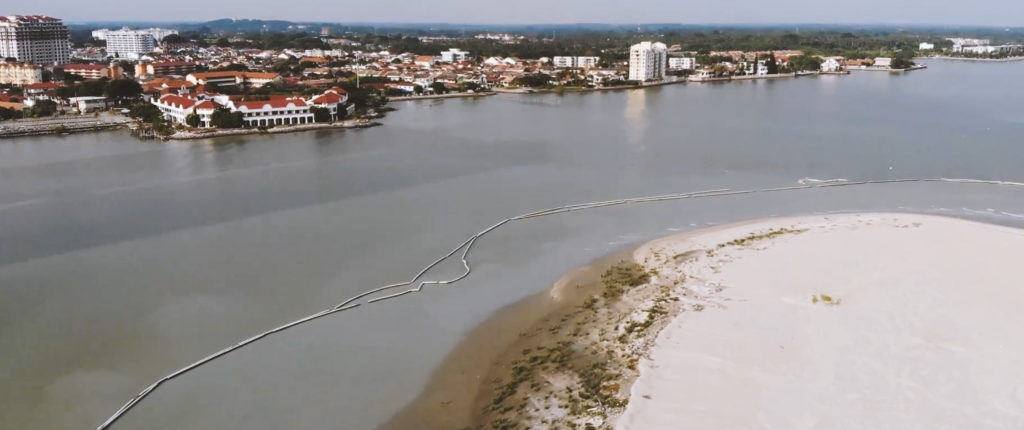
9 1 1023 26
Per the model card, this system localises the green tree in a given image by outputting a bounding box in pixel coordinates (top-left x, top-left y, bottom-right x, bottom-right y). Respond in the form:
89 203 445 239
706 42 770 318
309 106 331 123
28 99 58 117
764 53 779 75
430 82 448 94
104 79 143 103
162 34 187 44
128 103 162 123
185 111 201 127
210 108 244 128
216 38 231 48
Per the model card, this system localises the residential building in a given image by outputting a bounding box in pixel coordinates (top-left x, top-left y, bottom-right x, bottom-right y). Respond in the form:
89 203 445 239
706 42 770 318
93 27 177 42
63 63 123 80
24 81 62 95
0 61 43 85
135 61 197 76
668 57 696 70
552 56 600 68
440 48 469 63
919 43 935 50
947 38 990 46
186 71 281 88
628 41 667 82
0 15 70 64
961 45 1022 54
105 27 155 60
414 55 434 67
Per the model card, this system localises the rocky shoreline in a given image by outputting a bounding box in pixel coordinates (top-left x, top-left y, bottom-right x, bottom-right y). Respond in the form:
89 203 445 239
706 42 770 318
162 118 382 141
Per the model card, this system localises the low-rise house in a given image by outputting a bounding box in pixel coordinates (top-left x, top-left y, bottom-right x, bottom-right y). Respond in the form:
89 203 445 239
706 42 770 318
873 58 892 68
136 61 198 77
414 55 434 67
186 71 281 88
24 82 63 96
387 82 421 93
67 96 108 113
64 63 123 80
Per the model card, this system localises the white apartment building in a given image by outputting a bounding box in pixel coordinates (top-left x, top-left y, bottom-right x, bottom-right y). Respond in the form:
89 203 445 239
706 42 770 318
0 15 70 64
105 27 156 59
628 41 667 82
961 45 1022 54
946 38 990 46
440 48 469 62
668 57 696 70
552 56 600 68
93 27 177 42
0 61 43 85
919 43 934 50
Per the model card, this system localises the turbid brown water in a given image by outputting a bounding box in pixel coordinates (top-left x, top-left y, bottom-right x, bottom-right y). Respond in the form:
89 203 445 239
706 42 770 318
2 60 1024 430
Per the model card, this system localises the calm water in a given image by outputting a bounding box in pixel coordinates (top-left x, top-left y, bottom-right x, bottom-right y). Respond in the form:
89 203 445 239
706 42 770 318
3 60 1024 430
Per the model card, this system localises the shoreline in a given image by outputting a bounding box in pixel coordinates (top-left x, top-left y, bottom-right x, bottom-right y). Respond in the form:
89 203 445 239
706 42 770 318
161 118 382 141
389 92 496 101
918 56 1024 62
379 212 1024 430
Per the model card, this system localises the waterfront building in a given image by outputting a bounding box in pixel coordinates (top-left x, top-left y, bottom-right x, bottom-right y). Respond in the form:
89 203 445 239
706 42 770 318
306 87 349 120
0 61 43 85
152 93 316 128
919 43 935 50
628 41 667 82
186 71 281 88
552 56 600 68
820 57 843 72
873 58 893 68
440 48 469 63
63 63 123 80
668 57 696 70
104 27 155 60
0 15 70 64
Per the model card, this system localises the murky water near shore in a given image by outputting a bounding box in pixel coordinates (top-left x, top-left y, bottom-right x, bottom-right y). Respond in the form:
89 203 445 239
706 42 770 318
2 60 1024 430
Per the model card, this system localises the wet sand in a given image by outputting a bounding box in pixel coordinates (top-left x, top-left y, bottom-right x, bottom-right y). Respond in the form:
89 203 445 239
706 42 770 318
378 247 638 430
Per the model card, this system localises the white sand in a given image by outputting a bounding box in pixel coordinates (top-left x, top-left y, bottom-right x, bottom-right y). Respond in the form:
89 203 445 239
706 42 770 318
618 213 1024 429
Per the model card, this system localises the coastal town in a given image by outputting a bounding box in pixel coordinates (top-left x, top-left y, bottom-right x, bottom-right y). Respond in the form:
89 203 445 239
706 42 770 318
1 15 1021 138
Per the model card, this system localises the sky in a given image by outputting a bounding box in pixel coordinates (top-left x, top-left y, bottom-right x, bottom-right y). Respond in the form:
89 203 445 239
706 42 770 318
8 0 1024 26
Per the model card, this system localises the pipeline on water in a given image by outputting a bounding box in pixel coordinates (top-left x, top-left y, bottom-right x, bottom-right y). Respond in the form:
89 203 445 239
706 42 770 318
96 176 1024 430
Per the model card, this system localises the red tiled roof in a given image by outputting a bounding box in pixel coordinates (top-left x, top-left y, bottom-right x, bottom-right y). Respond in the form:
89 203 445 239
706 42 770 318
158 94 197 109
309 92 344 104
189 71 280 80
25 82 63 89
64 64 108 70
232 98 307 109
194 100 222 110
327 87 347 94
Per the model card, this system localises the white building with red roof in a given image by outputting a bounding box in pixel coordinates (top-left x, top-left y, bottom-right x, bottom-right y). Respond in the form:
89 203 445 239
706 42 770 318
305 87 349 120
152 92 316 128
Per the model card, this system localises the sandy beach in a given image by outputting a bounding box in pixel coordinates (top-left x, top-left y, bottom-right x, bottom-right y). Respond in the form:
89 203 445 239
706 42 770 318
380 213 1024 430
618 213 1024 429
